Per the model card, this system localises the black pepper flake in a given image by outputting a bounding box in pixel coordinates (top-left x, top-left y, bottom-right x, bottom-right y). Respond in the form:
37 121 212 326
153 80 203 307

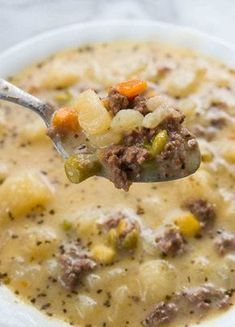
11 234 18 239
30 298 36 304
49 209 55 215
97 289 103 294
41 303 51 310
136 205 145 215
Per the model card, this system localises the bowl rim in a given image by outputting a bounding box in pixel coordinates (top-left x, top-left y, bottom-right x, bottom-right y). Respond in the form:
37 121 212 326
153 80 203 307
0 19 235 327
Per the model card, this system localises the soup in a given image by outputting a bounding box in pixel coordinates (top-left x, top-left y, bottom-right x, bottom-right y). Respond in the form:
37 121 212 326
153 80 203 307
0 41 235 327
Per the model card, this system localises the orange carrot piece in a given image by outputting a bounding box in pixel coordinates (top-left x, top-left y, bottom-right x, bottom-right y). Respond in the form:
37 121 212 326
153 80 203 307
116 79 147 98
52 107 79 133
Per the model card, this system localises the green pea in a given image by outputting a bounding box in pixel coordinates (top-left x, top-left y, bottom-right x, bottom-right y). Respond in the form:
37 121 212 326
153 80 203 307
151 130 168 156
64 153 101 184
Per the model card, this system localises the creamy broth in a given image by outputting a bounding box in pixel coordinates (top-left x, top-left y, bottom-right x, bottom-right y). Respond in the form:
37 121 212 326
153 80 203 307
1 41 235 327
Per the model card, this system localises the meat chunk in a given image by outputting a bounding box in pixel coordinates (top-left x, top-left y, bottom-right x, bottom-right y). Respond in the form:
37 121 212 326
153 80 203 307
155 227 185 257
59 245 96 291
100 145 150 191
123 127 156 147
185 199 216 229
142 302 178 327
107 89 129 115
155 128 196 181
214 230 235 255
132 95 149 115
182 284 230 310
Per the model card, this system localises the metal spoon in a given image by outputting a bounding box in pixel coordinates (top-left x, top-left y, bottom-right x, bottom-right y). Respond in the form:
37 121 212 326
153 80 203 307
0 78 201 183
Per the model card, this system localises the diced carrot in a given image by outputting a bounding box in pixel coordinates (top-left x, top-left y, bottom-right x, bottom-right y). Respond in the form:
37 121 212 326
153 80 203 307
52 107 79 134
116 79 147 98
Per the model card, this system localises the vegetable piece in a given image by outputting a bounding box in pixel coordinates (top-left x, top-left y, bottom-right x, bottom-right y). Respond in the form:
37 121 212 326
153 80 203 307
62 220 73 231
146 95 172 112
0 172 53 221
151 130 168 156
74 89 111 135
142 106 171 129
54 91 72 105
52 107 79 134
89 130 122 147
91 244 115 264
116 79 147 98
111 109 143 133
107 228 119 248
64 154 101 184
121 229 139 250
174 212 201 237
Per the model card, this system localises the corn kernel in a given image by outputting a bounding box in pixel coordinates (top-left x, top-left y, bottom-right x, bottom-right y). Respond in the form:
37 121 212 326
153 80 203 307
107 228 118 248
223 151 235 164
201 150 214 163
91 244 115 264
117 219 129 235
175 213 201 237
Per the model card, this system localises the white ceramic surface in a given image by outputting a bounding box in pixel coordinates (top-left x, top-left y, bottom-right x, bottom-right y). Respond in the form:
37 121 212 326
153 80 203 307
0 20 235 327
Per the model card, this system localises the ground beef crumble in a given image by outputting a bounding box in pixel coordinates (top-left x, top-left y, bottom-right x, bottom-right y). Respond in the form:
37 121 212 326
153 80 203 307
143 284 231 326
214 230 235 255
132 95 150 115
107 89 129 115
59 245 96 291
100 145 150 191
155 227 185 257
142 302 178 326
185 199 216 229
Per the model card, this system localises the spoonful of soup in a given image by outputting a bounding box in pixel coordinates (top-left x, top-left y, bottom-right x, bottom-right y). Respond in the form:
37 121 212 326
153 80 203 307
0 78 201 190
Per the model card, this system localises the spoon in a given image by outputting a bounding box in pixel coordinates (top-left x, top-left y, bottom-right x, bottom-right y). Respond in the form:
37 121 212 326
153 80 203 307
0 78 68 158
0 78 201 185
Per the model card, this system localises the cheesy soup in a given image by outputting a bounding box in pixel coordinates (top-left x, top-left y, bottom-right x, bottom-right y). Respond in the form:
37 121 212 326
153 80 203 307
0 41 235 327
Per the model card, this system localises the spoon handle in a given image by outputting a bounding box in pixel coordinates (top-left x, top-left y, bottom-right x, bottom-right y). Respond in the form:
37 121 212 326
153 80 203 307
0 78 54 126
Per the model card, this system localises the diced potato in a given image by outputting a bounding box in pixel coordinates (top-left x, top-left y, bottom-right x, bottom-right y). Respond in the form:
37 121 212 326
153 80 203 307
75 89 111 135
139 260 177 302
142 106 171 129
89 130 122 147
146 95 172 112
23 228 58 261
0 172 53 221
165 68 205 97
19 119 50 143
77 295 97 318
177 98 197 116
91 244 115 264
111 109 143 133
174 212 201 237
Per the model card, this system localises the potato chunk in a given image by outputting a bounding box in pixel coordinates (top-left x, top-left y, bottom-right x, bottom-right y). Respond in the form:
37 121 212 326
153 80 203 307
165 68 205 97
111 109 143 133
75 89 111 135
0 172 53 221
139 260 177 302
19 119 50 143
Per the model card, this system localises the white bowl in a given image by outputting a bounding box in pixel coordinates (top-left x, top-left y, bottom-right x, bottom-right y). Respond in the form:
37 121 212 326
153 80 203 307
0 20 235 327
